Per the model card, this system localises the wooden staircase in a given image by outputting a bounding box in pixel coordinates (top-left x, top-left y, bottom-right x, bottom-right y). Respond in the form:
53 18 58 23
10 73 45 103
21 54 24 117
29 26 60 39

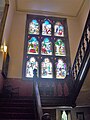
0 97 37 120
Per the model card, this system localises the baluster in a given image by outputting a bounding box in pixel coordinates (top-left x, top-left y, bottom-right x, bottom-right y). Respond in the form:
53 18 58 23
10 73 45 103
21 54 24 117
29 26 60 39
77 56 80 71
84 34 87 51
75 63 77 79
79 48 83 63
87 25 90 42
72 67 75 79
82 35 86 54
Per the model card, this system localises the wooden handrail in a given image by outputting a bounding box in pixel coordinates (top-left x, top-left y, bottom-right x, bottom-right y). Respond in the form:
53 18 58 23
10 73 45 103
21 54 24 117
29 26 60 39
0 3 9 46
33 78 43 120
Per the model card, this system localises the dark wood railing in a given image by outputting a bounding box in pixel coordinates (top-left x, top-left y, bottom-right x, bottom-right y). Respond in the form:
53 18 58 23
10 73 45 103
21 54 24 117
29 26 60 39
0 3 9 46
33 77 43 120
71 11 90 103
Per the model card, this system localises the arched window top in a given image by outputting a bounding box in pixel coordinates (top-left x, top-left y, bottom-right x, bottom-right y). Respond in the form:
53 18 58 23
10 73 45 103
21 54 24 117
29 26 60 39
41 38 52 55
56 59 66 79
54 22 64 37
28 19 40 35
26 57 38 78
42 20 51 36
27 37 39 54
41 58 53 78
55 39 66 56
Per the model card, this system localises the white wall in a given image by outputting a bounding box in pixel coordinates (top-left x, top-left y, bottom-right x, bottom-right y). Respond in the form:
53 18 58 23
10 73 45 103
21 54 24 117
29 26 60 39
8 12 26 78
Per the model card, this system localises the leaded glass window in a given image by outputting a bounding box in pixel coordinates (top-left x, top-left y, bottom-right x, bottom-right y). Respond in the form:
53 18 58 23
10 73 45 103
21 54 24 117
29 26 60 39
42 20 51 36
41 38 52 55
23 14 71 81
27 37 39 54
54 22 64 37
26 57 38 78
55 39 66 56
41 58 53 78
56 59 66 79
28 19 39 35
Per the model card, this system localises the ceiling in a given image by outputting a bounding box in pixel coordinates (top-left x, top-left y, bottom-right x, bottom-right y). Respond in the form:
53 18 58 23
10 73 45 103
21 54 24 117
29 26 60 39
15 0 85 17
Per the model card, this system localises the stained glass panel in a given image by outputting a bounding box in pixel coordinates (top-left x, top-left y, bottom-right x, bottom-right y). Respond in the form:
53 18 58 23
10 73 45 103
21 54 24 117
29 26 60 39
54 22 64 37
27 37 39 54
55 39 66 56
26 57 38 78
28 19 39 35
56 59 66 79
42 20 51 36
41 38 52 55
41 58 53 78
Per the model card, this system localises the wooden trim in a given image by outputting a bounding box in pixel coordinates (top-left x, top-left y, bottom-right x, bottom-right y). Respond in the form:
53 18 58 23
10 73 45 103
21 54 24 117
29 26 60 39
0 3 9 46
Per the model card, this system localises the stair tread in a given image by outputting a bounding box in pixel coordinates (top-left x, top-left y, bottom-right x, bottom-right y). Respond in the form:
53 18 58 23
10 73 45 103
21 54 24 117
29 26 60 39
0 97 37 119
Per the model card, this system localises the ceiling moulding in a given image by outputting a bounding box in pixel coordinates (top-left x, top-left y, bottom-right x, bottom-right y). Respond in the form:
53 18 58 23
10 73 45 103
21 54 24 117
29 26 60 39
16 9 76 18
15 0 85 18
76 0 86 17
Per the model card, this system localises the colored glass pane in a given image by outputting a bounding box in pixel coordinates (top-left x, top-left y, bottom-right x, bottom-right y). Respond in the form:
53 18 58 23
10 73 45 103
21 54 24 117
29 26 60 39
42 20 51 36
55 39 66 56
54 22 64 37
56 59 66 79
28 19 39 35
61 111 68 120
27 37 39 54
26 57 38 78
41 58 53 78
41 38 52 55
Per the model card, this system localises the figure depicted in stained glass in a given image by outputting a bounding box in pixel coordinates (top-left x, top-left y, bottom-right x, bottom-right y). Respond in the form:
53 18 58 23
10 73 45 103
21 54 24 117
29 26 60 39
41 58 53 78
55 39 66 56
41 38 52 55
28 19 39 35
42 20 51 36
54 22 64 37
27 37 39 54
56 59 66 79
61 111 67 120
26 57 38 78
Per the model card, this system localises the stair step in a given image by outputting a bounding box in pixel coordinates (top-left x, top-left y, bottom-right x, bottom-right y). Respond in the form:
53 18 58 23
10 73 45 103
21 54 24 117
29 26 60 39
0 107 35 113
0 102 34 107
0 98 34 102
0 112 35 119
0 97 36 119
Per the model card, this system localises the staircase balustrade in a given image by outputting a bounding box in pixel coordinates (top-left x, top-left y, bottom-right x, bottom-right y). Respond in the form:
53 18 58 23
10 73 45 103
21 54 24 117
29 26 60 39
71 11 90 103
33 71 43 120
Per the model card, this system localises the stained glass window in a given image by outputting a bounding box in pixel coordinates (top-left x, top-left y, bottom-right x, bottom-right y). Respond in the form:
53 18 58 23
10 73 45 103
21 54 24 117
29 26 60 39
27 37 39 54
42 20 51 36
41 58 53 78
56 59 66 79
28 19 39 35
54 22 64 37
41 38 52 55
55 39 66 56
26 57 38 78
23 14 71 81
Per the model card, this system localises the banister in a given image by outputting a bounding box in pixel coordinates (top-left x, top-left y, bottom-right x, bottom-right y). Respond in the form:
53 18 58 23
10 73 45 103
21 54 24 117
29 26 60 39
71 11 90 103
0 3 9 46
72 11 90 81
34 80 43 120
